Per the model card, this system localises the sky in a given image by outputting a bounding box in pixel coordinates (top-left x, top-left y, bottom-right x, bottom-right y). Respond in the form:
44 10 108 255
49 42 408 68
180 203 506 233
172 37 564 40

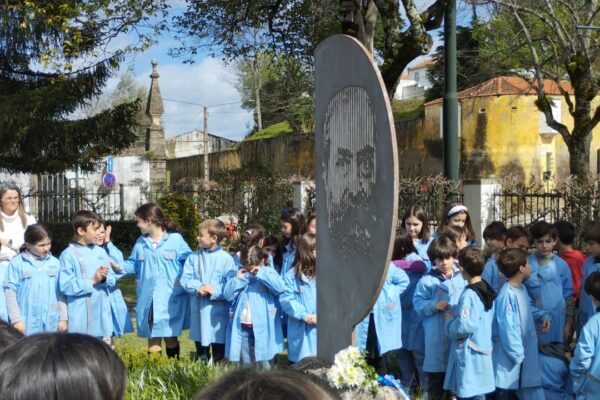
101 1 476 142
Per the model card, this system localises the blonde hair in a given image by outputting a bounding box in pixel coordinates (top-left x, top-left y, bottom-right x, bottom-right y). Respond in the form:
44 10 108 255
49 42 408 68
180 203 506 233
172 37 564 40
199 219 227 243
0 184 28 231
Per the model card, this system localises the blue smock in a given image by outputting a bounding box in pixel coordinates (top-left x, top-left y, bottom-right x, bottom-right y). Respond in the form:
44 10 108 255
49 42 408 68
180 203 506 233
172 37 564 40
0 261 8 322
356 263 410 355
482 255 506 294
59 243 115 337
123 232 192 338
180 246 235 346
540 351 574 400
493 282 543 390
444 286 495 398
101 242 133 336
224 266 285 362
5 252 64 334
578 257 600 330
279 268 317 362
529 254 573 345
571 312 600 400
280 242 296 276
414 237 433 263
395 253 427 352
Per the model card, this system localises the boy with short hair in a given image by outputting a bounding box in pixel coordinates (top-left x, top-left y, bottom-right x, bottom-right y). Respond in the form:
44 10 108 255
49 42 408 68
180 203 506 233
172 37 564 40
181 219 235 362
483 225 530 295
529 221 574 345
494 248 545 399
554 220 585 303
579 220 600 330
59 210 115 338
571 271 600 399
443 247 496 399
483 221 508 256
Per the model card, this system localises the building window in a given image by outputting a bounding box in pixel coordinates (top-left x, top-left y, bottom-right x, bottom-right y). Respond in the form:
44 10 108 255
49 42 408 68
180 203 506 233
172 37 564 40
414 72 419 81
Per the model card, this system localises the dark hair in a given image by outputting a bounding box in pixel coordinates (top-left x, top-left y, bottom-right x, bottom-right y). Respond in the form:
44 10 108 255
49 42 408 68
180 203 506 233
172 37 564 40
264 235 279 248
438 202 475 241
428 235 458 261
23 223 52 245
402 205 430 242
0 184 28 231
72 210 100 233
529 221 558 241
583 220 600 244
199 219 227 243
483 221 508 241
194 369 334 400
392 228 418 260
497 248 528 278
0 333 127 400
584 271 600 301
458 247 485 276
135 203 180 232
276 208 306 267
241 245 269 268
0 320 23 353
439 225 466 247
294 233 316 279
506 225 530 245
553 220 575 245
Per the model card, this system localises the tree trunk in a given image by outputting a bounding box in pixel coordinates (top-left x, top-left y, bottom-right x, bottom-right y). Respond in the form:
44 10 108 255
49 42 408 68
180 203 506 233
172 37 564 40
568 127 592 178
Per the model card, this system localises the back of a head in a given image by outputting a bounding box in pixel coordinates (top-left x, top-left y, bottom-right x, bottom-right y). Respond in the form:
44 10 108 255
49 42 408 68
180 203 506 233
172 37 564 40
497 248 528 279
0 333 127 400
583 220 600 244
483 221 508 241
553 220 575 245
458 247 485 276
0 320 23 353
195 369 334 400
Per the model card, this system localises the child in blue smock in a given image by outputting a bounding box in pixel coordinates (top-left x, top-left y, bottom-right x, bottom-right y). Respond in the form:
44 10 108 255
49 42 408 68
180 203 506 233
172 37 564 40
181 219 235 363
571 271 600 399
529 221 574 345
279 232 317 363
123 203 192 357
539 342 574 400
59 211 116 339
578 221 600 331
413 235 465 400
494 248 546 400
437 202 478 248
402 205 433 263
5 224 67 335
276 208 306 275
391 228 428 392
483 225 530 294
224 245 285 368
443 247 496 400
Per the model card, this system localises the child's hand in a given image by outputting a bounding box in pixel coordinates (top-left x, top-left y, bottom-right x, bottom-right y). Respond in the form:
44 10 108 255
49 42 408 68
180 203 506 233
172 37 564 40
237 268 248 279
563 323 572 341
250 266 261 275
565 351 572 362
58 320 68 332
105 225 112 243
444 310 455 320
541 319 551 333
108 259 122 272
435 300 449 312
199 284 214 296
305 314 317 325
92 266 109 284
13 322 25 334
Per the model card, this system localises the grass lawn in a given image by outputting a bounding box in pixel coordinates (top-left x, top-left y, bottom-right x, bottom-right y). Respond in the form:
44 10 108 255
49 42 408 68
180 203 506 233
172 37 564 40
243 120 294 141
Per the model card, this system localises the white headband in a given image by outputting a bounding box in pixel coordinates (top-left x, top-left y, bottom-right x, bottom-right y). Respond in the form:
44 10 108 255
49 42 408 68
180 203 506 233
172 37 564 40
448 205 468 216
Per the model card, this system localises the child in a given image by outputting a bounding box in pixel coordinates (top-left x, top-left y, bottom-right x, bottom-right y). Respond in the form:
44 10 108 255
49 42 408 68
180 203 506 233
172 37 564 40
483 221 508 257
443 247 496 399
438 202 477 247
413 235 465 400
224 245 284 368
279 233 317 363
262 235 279 259
529 221 574 345
554 220 585 304
439 225 468 252
539 342 573 400
307 215 316 235
579 220 600 330
402 205 433 262
181 219 235 362
276 208 306 275
5 224 67 335
58 211 115 339
483 225 531 294
570 271 600 399
494 248 545 399
233 224 267 268
391 228 429 391
123 203 192 357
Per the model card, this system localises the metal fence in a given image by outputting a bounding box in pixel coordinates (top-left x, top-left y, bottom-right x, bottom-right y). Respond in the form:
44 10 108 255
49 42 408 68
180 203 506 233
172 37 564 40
491 191 567 226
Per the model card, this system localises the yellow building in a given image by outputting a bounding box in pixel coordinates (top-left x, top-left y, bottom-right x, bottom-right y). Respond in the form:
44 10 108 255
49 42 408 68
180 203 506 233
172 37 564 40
396 76 600 183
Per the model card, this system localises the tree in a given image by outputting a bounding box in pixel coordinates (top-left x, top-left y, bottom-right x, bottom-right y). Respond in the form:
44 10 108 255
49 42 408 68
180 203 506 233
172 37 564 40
0 1 167 174
173 0 452 99
475 0 600 178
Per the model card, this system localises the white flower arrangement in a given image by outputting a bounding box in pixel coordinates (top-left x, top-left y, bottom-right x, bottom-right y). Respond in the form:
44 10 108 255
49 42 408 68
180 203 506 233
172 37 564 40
326 346 378 395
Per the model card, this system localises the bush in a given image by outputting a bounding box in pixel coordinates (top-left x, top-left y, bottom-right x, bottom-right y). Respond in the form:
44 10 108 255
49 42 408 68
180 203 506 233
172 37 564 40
158 193 201 250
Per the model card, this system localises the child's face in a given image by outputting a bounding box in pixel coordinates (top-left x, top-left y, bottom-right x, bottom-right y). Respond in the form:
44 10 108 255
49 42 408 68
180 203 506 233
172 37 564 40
263 244 276 256
448 212 467 228
78 222 100 245
586 240 600 257
197 228 217 249
434 257 455 274
136 216 152 234
404 215 423 239
27 237 52 258
534 234 557 256
520 261 532 280
308 218 316 235
456 234 468 251
485 236 505 253
506 236 530 250
280 221 293 238
95 225 106 245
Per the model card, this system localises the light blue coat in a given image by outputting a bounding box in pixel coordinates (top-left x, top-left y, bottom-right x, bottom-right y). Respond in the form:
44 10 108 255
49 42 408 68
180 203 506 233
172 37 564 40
493 283 543 390
540 352 574 400
280 242 296 276
356 264 410 355
0 261 8 322
529 254 574 345
279 268 317 362
413 266 466 372
5 252 63 334
414 237 433 263
101 242 133 336
397 253 427 351
224 266 285 362
579 257 600 330
59 243 115 337
180 246 235 346
123 232 192 338
571 312 600 400
482 255 506 294
444 287 495 398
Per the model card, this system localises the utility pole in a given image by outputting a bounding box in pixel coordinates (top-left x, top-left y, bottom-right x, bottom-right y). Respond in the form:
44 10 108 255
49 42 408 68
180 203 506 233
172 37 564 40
443 0 459 181
203 106 209 181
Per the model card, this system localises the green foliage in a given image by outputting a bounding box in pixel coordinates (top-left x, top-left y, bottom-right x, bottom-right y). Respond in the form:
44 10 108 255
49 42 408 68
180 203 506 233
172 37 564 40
245 121 294 141
158 193 201 250
391 98 424 121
